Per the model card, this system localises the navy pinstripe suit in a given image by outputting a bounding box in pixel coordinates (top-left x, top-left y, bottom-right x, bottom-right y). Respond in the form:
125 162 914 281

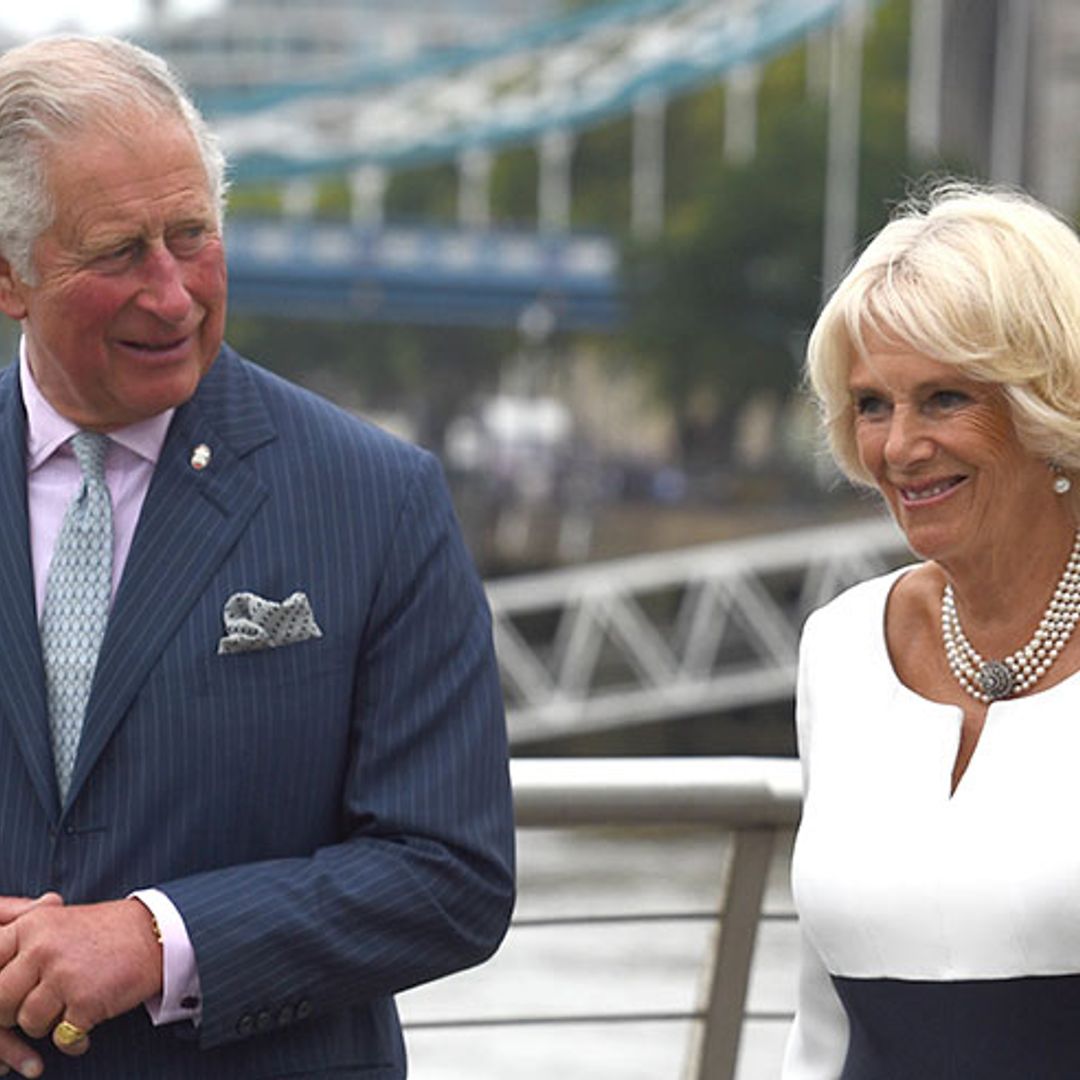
0 345 515 1077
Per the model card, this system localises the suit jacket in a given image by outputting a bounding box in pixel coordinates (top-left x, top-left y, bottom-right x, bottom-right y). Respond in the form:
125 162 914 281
0 346 515 1078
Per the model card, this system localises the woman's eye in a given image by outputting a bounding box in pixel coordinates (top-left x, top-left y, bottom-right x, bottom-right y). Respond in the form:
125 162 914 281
854 394 887 417
927 389 970 411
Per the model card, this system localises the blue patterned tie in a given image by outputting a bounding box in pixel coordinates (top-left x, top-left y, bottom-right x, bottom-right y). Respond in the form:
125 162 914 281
41 432 113 801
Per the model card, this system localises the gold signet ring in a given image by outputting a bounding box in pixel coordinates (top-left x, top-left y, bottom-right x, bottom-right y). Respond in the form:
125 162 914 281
53 1020 89 1047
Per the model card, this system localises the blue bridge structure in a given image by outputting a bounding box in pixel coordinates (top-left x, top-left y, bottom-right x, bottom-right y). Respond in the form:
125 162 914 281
214 0 879 329
225 219 621 330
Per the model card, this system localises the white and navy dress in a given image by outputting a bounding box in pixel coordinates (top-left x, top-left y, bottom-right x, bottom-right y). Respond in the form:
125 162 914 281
784 569 1080 1079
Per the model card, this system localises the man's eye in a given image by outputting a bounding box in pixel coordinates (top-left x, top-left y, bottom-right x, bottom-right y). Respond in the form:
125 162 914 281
168 225 208 257
92 242 139 269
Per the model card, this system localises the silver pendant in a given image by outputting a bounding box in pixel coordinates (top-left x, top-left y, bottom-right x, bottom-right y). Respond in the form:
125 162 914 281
977 660 1015 700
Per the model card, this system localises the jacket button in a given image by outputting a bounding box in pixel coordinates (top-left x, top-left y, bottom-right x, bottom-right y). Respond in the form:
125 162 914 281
236 1014 255 1037
256 1009 273 1032
295 999 312 1020
277 1004 295 1027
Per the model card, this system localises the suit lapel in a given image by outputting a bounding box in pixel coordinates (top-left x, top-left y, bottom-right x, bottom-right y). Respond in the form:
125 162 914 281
65 351 274 808
0 363 56 816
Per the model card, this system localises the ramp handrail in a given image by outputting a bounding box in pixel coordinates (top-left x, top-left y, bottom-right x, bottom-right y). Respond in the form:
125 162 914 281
509 756 802 1079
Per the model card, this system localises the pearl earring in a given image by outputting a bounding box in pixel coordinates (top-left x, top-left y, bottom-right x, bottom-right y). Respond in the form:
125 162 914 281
1054 468 1072 495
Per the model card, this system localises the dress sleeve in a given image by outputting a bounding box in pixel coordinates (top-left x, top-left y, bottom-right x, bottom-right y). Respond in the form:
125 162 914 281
781 607 850 1078
781 930 849 1078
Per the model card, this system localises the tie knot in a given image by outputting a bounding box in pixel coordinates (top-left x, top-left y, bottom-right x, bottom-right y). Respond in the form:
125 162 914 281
70 431 110 484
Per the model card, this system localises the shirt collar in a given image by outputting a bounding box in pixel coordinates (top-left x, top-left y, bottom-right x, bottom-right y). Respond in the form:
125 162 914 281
20 338 175 471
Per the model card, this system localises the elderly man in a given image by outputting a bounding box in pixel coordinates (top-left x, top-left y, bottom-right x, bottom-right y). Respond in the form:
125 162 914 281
0 34 514 1079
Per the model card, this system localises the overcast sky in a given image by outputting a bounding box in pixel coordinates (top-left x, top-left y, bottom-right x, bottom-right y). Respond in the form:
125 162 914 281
0 0 221 39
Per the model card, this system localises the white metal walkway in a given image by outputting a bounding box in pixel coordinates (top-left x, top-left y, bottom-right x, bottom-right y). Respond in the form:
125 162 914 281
487 515 909 744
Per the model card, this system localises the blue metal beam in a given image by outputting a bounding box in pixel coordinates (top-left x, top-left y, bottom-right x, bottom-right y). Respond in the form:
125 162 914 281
225 219 622 330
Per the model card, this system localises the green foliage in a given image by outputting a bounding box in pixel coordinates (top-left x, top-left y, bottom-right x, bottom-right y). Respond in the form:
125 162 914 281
227 183 284 216
624 98 828 457
620 0 924 463
227 176 354 220
573 115 633 231
386 162 458 222
490 143 538 227
225 314 515 447
313 176 352 218
664 82 726 215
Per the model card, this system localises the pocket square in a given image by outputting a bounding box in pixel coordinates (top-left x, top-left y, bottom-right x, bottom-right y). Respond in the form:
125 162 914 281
218 591 323 655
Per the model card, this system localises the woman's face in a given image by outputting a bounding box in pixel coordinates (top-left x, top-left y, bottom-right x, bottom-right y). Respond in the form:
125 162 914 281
847 342 1063 569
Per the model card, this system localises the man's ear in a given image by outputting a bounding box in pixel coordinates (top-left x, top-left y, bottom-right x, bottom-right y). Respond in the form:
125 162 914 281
0 256 29 321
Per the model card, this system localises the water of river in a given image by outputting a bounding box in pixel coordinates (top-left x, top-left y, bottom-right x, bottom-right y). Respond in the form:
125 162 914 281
399 827 798 1079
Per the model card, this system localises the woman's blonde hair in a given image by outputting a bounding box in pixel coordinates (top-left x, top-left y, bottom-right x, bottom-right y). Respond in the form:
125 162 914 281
807 180 1080 508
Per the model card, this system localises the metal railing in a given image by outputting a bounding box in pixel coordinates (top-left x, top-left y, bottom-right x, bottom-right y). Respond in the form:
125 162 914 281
404 756 802 1079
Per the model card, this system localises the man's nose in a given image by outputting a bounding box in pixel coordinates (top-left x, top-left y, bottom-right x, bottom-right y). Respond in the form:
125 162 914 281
136 244 194 322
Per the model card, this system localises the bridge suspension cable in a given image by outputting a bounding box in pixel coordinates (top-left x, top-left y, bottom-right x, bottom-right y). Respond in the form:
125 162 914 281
212 0 880 182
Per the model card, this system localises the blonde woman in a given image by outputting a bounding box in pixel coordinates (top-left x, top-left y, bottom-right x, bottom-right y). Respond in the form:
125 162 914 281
785 182 1080 1078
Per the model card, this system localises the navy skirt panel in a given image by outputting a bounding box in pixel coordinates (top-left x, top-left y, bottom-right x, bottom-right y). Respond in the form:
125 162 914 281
833 973 1080 1079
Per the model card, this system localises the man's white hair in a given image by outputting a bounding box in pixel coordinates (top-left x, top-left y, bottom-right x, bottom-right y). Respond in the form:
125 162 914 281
0 35 228 282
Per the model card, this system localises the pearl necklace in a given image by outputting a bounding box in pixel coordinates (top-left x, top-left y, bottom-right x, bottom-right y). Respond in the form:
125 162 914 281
941 528 1080 703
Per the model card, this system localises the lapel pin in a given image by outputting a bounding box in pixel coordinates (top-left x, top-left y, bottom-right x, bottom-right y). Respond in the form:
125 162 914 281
190 443 212 471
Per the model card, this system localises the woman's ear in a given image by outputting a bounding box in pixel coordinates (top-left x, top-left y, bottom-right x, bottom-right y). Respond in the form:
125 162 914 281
0 256 29 321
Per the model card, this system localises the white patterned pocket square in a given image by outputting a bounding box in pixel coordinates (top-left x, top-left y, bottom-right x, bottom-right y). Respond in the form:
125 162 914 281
217 591 323 655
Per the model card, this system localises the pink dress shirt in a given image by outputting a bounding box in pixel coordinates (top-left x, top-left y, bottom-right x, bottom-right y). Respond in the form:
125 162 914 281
20 346 202 1027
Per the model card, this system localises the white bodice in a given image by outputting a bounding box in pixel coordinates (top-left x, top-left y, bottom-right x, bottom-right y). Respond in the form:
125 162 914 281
792 567 1080 982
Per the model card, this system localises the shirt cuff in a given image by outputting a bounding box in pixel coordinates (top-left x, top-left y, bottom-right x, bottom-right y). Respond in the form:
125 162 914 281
130 888 203 1027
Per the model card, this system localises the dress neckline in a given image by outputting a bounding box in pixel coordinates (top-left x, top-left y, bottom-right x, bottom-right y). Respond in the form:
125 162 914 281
875 565 1080 712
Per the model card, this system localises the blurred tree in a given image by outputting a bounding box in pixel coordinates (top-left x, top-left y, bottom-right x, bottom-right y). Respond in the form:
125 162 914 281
623 96 828 463
225 315 514 449
664 82 726 215
386 162 458 223
620 0 931 466
227 183 284 216
490 143 539 227
573 115 633 231
313 176 352 219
